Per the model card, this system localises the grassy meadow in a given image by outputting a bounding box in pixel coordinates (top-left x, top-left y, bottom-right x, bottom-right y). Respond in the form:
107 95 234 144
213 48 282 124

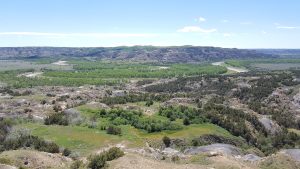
18 122 236 155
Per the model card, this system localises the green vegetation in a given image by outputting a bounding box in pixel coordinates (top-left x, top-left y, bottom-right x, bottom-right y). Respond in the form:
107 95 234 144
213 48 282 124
17 121 234 155
289 128 300 136
162 136 171 147
101 93 171 105
44 112 69 126
0 61 226 88
50 61 227 78
97 108 183 132
1 57 300 168
159 106 208 124
106 125 122 135
88 147 124 169
0 70 119 88
0 119 60 153
203 101 300 154
225 58 300 69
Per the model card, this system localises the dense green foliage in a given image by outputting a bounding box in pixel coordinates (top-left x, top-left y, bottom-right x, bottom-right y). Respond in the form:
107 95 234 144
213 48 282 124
0 61 226 88
45 62 227 79
97 109 183 133
203 102 300 154
0 70 118 88
159 106 207 124
101 93 171 105
234 73 297 101
145 75 235 95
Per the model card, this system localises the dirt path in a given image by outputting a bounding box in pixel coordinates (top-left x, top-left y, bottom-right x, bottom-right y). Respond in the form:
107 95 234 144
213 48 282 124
212 61 248 73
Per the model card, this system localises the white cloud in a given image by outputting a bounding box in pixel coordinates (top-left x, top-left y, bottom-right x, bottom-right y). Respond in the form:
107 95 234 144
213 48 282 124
240 22 252 25
276 26 299 29
0 32 158 38
274 22 280 26
221 20 229 23
223 33 232 37
261 30 267 34
177 26 217 33
196 17 206 22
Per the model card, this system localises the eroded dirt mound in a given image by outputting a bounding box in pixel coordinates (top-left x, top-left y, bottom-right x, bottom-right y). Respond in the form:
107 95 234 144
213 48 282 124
0 149 72 169
108 152 257 169
184 143 243 156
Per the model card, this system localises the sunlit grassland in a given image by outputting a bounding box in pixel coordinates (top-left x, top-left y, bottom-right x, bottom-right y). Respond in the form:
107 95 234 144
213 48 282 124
0 61 227 88
21 104 237 155
288 128 300 136
44 62 227 79
17 122 237 155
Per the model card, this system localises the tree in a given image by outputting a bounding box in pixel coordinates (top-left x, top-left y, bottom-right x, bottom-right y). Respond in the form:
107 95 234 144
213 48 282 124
183 118 190 126
106 125 122 135
145 100 154 107
162 136 171 147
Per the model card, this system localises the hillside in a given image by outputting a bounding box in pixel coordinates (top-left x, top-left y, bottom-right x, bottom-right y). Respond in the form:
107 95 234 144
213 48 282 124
0 46 276 62
256 49 300 58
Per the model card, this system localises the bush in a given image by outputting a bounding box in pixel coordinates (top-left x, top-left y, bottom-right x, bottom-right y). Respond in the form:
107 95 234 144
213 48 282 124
145 100 154 107
63 148 71 156
88 147 124 169
162 136 171 147
183 118 190 126
171 155 180 162
42 142 60 153
88 153 107 169
106 125 122 135
106 147 124 161
70 160 83 169
44 113 68 126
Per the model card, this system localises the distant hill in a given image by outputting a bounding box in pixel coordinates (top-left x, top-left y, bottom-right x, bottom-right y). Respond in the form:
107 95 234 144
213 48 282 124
255 49 300 58
0 46 277 62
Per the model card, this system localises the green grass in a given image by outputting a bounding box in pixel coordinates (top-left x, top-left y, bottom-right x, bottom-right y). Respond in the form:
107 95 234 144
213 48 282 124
135 123 233 139
17 122 237 155
0 61 226 88
225 58 300 69
288 128 300 136
44 62 227 79
189 154 212 165
18 123 126 155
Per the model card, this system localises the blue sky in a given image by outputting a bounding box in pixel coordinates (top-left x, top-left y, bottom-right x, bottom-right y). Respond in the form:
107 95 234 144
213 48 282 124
0 0 299 48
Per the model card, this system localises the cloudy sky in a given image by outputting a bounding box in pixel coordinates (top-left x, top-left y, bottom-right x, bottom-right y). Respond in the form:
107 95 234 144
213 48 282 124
0 0 299 48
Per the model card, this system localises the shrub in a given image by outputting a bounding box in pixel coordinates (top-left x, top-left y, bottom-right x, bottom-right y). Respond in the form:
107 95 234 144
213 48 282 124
70 160 83 169
183 118 190 126
88 147 124 169
106 125 122 135
88 153 107 169
171 155 180 162
162 136 171 147
43 142 60 153
145 100 154 107
63 148 71 156
106 147 124 161
44 113 68 126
